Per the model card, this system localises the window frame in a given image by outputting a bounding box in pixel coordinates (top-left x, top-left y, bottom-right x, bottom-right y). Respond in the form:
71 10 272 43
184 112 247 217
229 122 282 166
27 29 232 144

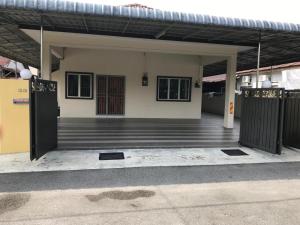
156 76 192 102
65 71 94 99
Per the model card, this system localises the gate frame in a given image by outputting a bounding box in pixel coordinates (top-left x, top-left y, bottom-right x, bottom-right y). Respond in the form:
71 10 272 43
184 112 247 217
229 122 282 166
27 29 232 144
239 88 285 154
30 77 58 160
283 89 300 149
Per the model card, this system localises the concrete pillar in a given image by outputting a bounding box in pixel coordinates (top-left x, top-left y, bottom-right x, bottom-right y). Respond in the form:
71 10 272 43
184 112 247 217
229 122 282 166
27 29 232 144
40 25 52 80
198 59 204 119
224 54 237 128
41 43 52 80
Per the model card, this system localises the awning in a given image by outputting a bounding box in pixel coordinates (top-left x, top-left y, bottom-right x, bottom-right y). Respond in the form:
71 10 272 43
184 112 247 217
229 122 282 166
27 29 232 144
0 0 300 76
203 74 227 83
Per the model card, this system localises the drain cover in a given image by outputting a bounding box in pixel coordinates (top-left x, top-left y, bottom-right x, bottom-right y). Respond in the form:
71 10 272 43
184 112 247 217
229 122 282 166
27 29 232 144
99 152 125 160
221 149 248 156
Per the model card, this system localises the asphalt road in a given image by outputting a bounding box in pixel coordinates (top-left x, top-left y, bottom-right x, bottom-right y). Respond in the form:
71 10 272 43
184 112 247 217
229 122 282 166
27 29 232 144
0 163 300 225
0 162 299 192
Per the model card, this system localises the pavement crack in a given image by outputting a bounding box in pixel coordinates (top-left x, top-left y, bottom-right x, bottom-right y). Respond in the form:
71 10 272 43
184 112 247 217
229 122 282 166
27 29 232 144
157 186 190 225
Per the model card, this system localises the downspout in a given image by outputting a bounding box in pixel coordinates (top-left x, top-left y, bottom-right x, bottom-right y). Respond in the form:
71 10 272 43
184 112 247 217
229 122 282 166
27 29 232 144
256 31 261 88
40 16 43 79
196 56 202 89
14 61 17 78
270 65 273 81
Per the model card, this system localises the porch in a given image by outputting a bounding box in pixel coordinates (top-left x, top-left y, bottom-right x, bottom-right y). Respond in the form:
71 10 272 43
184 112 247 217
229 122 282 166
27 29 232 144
57 113 240 150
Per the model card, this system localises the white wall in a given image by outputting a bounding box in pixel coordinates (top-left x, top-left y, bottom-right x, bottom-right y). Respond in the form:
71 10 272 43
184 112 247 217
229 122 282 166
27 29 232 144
282 68 300 90
250 71 283 88
52 48 202 119
237 70 284 89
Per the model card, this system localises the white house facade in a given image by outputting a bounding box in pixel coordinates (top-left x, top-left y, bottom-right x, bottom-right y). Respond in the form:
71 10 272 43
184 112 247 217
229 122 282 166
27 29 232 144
1 0 300 157
23 29 247 126
53 48 203 119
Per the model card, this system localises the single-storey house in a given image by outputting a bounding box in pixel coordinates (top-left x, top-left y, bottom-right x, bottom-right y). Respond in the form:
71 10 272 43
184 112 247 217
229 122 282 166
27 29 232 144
236 62 300 89
1 0 300 155
24 29 244 121
202 62 300 117
202 61 300 91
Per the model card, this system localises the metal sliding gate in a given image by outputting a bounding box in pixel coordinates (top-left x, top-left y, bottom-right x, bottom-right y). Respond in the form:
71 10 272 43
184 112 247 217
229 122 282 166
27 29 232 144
283 90 300 149
239 88 284 154
30 78 58 160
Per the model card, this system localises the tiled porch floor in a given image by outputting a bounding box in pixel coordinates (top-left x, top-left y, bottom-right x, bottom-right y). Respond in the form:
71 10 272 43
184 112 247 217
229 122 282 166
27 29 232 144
57 113 240 150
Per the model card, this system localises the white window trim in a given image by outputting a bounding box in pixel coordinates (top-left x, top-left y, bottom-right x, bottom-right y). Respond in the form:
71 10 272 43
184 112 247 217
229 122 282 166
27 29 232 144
66 72 93 99
157 76 192 102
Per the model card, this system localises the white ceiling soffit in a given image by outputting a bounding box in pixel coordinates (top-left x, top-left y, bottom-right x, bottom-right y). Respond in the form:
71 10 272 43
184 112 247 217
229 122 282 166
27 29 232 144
22 29 253 57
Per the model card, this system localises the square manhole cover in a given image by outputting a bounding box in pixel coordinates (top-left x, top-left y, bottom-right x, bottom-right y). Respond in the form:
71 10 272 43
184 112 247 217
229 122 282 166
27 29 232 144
99 152 125 160
221 149 248 156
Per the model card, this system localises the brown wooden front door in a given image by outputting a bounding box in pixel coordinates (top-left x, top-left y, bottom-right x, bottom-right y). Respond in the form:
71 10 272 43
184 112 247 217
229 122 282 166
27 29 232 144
96 75 125 115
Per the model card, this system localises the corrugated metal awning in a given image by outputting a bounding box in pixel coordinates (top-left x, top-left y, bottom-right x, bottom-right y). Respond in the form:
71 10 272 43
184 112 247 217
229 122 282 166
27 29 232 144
0 0 300 75
1 0 300 32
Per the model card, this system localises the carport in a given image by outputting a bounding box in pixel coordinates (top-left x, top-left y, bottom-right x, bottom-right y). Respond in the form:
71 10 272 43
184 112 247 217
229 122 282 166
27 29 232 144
1 1 300 75
57 113 240 150
1 0 300 159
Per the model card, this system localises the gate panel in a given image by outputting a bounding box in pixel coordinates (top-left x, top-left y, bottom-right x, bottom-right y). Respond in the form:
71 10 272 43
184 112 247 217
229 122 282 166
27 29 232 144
30 79 58 160
283 90 300 149
239 88 284 154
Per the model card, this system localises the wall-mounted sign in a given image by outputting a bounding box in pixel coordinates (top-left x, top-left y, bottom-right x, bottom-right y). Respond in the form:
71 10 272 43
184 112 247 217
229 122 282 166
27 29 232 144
13 98 29 104
230 102 234 114
17 88 28 93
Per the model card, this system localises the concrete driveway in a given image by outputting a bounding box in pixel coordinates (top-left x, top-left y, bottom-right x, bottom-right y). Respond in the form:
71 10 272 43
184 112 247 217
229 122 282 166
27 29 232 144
0 179 300 225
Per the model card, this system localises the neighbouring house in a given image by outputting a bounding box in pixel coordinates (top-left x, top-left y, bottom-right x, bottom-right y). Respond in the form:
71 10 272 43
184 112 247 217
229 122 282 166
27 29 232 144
202 62 300 117
122 3 154 10
1 0 300 157
203 61 300 92
0 56 24 78
236 62 300 90
0 56 38 78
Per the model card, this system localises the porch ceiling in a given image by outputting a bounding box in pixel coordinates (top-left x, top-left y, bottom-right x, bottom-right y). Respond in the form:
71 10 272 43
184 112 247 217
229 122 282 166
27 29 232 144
1 0 300 76
22 29 248 59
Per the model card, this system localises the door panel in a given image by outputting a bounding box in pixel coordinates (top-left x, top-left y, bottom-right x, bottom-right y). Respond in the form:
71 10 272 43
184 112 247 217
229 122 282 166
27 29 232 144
96 76 107 115
96 76 125 115
108 76 125 115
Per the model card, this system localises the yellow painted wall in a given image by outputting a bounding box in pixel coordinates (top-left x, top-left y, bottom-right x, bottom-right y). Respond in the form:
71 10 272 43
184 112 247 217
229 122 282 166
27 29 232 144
0 79 30 154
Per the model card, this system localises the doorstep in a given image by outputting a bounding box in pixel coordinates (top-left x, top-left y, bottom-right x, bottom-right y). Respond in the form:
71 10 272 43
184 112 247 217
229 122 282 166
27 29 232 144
0 147 300 173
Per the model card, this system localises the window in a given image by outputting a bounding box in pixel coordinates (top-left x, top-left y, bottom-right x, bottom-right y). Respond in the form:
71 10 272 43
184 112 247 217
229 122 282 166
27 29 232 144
157 76 192 101
66 72 93 99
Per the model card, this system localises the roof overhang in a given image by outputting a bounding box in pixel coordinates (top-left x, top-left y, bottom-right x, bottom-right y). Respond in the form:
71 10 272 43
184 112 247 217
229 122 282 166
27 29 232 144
23 29 251 59
0 0 300 76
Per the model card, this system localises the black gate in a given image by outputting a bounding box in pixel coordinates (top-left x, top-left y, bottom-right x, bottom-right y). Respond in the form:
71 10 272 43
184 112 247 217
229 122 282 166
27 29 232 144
30 78 58 160
283 90 300 149
239 88 284 154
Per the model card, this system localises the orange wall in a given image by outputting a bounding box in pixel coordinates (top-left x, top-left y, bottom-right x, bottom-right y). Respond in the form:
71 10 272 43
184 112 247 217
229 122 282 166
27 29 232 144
0 79 30 154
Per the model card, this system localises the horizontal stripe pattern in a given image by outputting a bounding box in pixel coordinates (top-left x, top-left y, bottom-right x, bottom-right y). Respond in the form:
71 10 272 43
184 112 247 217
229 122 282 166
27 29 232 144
57 114 240 150
1 0 300 32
